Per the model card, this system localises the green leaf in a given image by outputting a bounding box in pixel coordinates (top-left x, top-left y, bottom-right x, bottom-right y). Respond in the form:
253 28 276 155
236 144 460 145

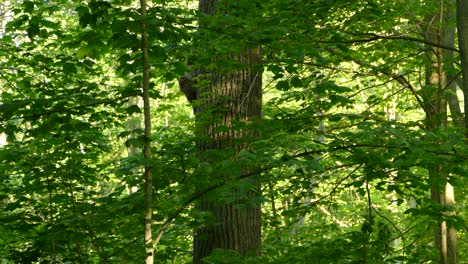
118 131 131 138
125 137 145 148
173 61 189 76
126 105 141 115
329 94 353 106
22 1 34 14
63 63 77 74
290 76 302 87
77 47 92 59
27 24 40 39
276 80 290 91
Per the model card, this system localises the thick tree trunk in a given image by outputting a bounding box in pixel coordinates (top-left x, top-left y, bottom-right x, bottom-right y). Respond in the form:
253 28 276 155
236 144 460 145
192 52 262 263
183 1 262 263
192 56 262 263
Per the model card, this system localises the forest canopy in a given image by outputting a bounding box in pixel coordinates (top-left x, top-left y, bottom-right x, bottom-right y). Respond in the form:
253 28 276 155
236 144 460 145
0 0 467 263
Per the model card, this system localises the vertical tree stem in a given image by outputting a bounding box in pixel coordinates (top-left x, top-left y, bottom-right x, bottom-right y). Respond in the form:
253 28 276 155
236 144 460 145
139 0 153 263
458 0 468 138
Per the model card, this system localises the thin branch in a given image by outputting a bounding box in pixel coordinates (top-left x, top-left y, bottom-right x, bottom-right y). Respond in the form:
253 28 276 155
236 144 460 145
326 47 429 117
0 71 26 97
365 182 406 260
338 32 459 53
294 143 467 160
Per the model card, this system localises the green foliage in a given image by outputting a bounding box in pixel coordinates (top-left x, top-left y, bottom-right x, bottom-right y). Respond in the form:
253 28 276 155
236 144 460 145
0 0 466 263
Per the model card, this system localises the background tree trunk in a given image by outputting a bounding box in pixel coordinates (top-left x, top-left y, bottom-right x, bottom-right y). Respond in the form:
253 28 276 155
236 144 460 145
443 1 463 128
457 0 468 138
423 1 458 263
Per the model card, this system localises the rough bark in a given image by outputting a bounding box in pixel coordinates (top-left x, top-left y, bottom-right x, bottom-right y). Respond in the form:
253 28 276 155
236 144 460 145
191 52 262 264
184 1 262 263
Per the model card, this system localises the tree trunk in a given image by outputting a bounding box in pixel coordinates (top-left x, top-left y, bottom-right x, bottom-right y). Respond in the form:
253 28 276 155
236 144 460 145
443 2 460 263
139 0 153 263
457 0 468 138
182 1 262 263
192 49 262 264
191 53 262 263
423 2 458 263
126 96 142 194
443 2 463 128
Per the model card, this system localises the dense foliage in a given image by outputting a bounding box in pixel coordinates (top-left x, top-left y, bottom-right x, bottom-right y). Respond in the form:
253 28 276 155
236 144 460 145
0 0 466 263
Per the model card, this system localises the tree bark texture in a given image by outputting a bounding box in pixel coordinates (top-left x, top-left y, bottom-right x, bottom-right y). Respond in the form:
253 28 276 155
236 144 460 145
182 1 262 263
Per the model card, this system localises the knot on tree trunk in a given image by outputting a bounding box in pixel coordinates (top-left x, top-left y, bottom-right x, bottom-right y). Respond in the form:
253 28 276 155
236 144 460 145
179 67 198 103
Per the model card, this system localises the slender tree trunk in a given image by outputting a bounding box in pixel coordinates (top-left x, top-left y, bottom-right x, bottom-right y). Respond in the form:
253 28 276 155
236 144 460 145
443 2 460 263
445 183 457 264
443 2 463 127
127 96 142 156
139 0 153 263
126 96 142 194
423 2 458 263
181 1 262 262
457 0 468 138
